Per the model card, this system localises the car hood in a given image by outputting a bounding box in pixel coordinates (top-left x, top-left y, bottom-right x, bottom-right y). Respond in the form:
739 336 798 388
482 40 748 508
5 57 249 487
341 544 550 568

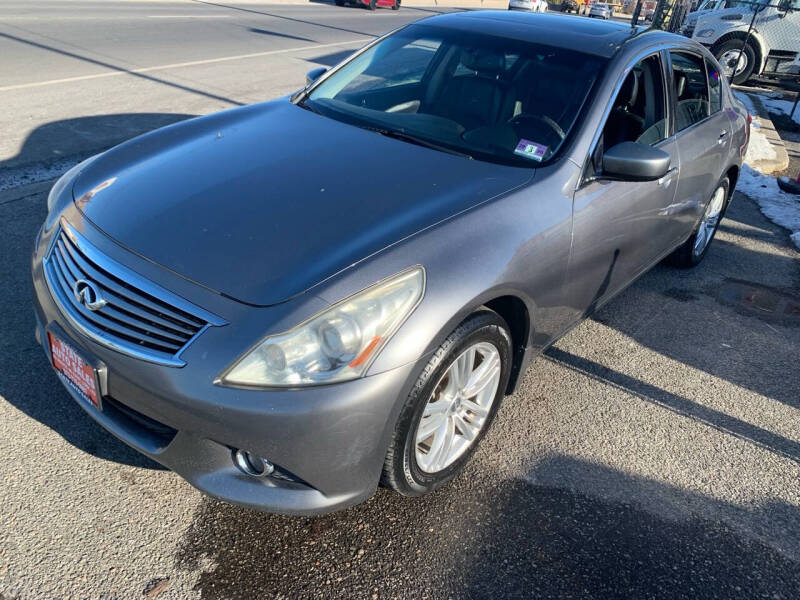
73 100 532 306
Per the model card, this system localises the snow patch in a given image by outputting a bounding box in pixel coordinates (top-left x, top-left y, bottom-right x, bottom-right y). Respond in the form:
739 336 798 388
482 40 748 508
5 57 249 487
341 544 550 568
738 165 800 251
733 91 800 251
734 91 777 164
760 95 800 128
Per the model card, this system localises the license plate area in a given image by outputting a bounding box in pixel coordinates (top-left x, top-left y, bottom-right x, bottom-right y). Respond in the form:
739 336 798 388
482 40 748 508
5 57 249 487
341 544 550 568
48 331 102 409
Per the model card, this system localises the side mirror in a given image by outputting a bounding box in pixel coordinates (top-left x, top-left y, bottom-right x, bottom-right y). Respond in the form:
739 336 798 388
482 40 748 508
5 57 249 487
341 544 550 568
602 141 671 181
306 66 328 86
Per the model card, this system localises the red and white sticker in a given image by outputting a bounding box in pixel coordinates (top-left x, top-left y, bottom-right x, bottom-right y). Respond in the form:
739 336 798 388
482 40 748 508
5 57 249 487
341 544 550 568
48 332 99 407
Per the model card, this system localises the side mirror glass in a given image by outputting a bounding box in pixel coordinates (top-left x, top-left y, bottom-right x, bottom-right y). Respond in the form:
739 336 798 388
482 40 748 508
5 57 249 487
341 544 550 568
602 141 671 181
306 66 328 86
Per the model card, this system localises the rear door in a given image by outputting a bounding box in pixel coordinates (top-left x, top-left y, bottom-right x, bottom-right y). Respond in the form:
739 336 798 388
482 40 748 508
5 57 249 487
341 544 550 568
667 49 731 238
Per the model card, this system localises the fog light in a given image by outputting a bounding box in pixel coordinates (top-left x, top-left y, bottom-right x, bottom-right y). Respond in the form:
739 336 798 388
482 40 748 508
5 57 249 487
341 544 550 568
233 449 275 477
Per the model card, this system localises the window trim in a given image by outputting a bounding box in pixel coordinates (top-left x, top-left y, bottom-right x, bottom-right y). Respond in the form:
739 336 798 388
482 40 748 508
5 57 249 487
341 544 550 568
704 56 724 116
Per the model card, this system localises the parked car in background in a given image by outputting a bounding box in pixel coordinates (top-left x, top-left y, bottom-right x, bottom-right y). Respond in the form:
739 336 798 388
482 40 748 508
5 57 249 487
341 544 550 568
589 2 614 18
509 0 548 11
683 0 800 84
32 12 748 515
560 0 579 12
644 8 655 21
335 0 400 10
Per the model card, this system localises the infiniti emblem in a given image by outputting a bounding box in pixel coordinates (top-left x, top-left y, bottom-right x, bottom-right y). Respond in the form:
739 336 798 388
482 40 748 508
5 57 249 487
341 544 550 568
72 279 107 311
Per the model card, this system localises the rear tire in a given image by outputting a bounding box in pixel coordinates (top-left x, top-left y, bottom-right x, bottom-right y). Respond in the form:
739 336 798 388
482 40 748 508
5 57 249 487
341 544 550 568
714 40 756 85
380 310 512 496
667 176 730 268
392 0 400 9
368 0 377 9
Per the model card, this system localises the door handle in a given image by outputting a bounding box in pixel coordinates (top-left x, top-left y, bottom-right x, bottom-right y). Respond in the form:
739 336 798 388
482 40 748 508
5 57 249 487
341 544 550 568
718 130 729 144
658 167 678 186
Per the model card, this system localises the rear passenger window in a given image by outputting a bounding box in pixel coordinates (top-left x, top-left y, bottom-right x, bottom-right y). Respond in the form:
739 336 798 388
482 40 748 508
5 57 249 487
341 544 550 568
669 52 710 132
706 58 722 113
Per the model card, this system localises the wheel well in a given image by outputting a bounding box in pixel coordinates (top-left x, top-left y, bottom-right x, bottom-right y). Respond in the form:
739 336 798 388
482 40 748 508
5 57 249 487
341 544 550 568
713 32 763 71
725 165 739 200
483 295 530 395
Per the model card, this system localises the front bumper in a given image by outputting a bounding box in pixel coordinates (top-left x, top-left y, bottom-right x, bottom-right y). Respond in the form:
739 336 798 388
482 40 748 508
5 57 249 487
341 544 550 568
31 216 422 515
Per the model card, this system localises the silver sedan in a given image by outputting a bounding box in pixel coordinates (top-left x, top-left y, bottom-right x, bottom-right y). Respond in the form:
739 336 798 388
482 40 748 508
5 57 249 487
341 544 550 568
31 12 748 515
589 2 614 18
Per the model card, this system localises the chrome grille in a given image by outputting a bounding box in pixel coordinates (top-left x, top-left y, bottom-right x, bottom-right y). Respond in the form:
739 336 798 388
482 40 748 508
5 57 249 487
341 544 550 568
44 222 224 366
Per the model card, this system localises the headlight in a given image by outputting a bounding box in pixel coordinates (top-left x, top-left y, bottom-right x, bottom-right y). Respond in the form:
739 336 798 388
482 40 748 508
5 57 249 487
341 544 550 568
218 266 425 388
696 28 715 38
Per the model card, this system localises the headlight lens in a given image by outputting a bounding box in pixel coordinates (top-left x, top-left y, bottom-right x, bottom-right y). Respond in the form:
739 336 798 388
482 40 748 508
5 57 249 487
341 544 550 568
696 28 715 38
218 267 425 388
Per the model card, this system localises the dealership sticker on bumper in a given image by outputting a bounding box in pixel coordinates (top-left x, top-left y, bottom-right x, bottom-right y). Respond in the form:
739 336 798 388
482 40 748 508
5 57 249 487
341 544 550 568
514 139 548 161
48 332 100 408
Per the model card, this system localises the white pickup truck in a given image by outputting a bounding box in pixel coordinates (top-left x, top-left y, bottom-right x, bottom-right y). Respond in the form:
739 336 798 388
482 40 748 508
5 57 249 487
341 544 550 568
682 0 800 84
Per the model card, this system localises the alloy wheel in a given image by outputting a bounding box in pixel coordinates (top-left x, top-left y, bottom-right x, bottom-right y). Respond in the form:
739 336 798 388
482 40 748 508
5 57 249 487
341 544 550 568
693 185 726 257
414 342 502 473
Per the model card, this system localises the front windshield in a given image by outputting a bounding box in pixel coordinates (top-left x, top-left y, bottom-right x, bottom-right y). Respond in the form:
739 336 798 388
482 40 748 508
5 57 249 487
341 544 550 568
301 23 607 167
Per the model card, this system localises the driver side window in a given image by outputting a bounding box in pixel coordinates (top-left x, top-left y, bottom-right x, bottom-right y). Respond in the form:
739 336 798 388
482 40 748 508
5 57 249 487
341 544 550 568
601 53 668 152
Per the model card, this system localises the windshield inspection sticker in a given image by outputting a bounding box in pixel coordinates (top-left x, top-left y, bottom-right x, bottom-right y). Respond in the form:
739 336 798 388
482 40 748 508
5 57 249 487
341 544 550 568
514 139 548 162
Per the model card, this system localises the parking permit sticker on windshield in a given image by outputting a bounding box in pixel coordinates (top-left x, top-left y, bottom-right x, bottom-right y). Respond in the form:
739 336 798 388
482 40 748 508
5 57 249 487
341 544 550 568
514 139 548 162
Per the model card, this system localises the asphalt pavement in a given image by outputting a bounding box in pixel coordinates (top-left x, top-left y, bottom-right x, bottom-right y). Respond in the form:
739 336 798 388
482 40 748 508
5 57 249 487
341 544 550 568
1 2 799 599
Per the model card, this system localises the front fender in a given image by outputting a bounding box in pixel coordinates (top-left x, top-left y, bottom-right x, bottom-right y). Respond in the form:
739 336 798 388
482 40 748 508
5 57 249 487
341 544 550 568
312 160 579 382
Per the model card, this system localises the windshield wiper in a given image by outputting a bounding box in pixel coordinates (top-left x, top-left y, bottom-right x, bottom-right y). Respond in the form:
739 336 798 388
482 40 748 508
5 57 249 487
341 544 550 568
296 97 321 114
364 126 473 160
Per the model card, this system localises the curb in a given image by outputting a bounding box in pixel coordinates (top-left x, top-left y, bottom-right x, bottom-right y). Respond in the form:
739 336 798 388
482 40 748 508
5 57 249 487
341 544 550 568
742 92 791 175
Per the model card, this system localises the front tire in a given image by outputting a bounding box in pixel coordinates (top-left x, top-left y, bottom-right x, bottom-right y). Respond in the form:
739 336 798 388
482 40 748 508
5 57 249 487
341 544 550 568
381 310 512 496
667 176 729 268
367 0 377 9
715 40 756 85
392 0 400 9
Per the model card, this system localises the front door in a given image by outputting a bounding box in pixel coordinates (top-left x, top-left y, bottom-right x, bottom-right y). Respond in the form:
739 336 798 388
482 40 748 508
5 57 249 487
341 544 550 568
569 51 680 317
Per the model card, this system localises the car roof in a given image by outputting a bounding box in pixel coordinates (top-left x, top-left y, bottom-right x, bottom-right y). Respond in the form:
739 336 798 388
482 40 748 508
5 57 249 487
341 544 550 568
419 11 687 59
